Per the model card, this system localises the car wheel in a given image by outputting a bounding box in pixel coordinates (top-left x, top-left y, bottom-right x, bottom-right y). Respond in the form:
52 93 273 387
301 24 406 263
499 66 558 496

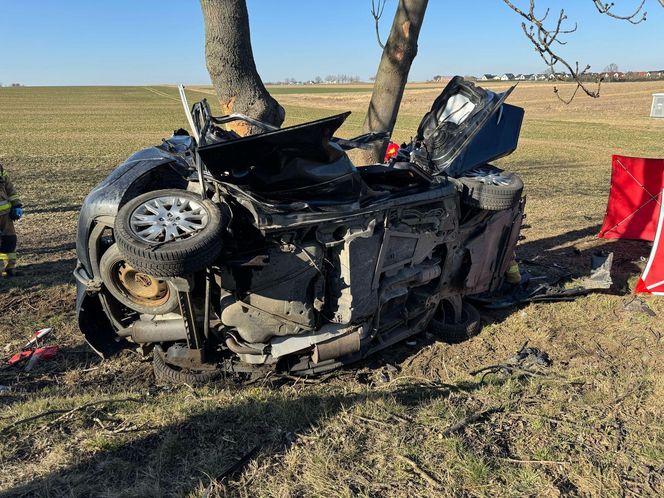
429 301 482 343
114 189 226 277
152 345 221 385
99 244 179 315
453 165 523 211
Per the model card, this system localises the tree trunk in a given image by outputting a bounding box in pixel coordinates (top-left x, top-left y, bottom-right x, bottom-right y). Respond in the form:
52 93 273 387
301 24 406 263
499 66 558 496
359 0 428 163
200 0 285 136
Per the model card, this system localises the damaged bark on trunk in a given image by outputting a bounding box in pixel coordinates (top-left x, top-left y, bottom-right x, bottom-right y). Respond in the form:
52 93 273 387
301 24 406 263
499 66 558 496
200 0 285 136
359 0 428 163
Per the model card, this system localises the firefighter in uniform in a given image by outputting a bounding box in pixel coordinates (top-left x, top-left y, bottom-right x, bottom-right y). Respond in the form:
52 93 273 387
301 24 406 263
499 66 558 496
0 163 23 277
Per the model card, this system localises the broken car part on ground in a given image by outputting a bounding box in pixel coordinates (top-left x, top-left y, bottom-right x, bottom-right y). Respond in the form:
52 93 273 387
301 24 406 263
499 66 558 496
74 77 526 382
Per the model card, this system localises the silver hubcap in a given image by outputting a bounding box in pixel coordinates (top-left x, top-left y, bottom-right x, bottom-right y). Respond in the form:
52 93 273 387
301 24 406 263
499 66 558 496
466 168 511 186
130 196 208 243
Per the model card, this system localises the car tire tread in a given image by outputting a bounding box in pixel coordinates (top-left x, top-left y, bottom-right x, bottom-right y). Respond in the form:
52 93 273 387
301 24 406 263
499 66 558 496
153 345 221 385
429 302 482 343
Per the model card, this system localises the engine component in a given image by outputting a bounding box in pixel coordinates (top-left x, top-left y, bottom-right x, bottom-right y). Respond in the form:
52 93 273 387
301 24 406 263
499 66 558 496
220 242 325 343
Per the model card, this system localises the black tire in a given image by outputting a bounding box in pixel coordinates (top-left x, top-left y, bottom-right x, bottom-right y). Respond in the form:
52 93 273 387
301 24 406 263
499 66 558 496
454 165 523 211
99 244 179 315
115 189 225 278
153 345 221 385
429 301 482 344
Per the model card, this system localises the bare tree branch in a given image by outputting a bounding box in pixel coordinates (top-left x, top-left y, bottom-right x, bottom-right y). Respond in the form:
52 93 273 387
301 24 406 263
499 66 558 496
371 0 388 49
502 0 597 103
592 0 647 24
502 0 648 104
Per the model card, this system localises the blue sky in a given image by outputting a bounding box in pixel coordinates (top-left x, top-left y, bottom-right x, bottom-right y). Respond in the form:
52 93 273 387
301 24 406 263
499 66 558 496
1 0 663 85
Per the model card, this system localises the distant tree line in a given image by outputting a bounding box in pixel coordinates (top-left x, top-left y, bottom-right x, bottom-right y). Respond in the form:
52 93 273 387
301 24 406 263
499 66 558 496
265 74 364 85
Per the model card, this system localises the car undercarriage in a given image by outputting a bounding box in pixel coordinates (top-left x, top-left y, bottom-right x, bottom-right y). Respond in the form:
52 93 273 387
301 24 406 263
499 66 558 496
75 77 525 382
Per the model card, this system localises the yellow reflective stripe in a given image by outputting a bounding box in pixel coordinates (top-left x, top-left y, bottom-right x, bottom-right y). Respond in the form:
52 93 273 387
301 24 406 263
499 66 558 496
0 253 17 261
9 194 20 201
0 201 11 211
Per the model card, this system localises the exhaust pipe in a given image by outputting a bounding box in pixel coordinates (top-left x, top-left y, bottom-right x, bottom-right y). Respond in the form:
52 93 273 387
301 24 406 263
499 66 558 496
225 336 263 355
313 331 361 363
118 319 187 343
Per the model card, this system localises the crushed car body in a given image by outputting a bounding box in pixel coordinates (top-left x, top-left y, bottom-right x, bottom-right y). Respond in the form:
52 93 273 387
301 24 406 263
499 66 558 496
74 77 526 380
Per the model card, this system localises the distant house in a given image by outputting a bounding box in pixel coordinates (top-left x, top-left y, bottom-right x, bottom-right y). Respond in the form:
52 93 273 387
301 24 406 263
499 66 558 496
603 72 626 80
515 74 527 81
500 73 516 81
480 74 496 81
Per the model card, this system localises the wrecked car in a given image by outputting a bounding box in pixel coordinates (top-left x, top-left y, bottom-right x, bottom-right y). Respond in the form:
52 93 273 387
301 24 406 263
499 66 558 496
74 77 525 382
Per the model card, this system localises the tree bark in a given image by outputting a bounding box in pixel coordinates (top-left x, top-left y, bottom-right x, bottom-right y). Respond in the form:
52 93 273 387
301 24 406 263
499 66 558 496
359 0 428 163
200 0 285 136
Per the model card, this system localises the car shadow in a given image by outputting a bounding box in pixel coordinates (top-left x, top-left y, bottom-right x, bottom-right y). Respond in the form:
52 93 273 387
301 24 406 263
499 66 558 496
0 257 76 292
517 223 650 291
0 375 511 497
470 223 652 327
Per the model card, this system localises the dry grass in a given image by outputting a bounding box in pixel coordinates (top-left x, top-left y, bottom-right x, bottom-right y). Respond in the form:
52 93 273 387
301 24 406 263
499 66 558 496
0 81 663 497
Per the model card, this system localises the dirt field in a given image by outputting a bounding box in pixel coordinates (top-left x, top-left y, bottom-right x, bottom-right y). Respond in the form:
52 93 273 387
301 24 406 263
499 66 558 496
1 81 663 497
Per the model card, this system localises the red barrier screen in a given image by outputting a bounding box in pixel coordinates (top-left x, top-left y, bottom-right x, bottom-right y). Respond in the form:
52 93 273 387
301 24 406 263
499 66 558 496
635 191 664 295
599 155 664 241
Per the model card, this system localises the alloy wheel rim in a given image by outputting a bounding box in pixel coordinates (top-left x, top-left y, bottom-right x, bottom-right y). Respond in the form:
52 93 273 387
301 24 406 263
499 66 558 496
466 168 511 186
129 196 208 243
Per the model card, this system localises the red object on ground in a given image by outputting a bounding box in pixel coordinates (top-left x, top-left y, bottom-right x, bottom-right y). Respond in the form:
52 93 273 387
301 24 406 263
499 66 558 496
635 190 664 295
8 350 32 366
384 142 400 162
24 345 60 371
34 345 59 360
7 345 59 367
599 155 664 241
